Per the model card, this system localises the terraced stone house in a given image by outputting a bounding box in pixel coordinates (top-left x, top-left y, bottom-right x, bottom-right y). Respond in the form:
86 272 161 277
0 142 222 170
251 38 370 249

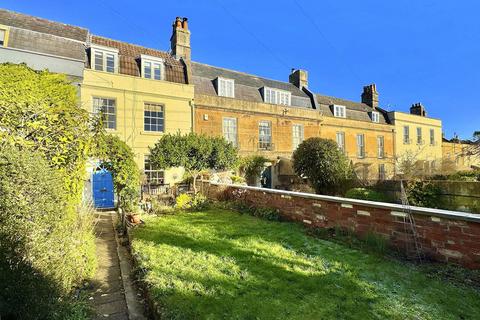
3 9 478 193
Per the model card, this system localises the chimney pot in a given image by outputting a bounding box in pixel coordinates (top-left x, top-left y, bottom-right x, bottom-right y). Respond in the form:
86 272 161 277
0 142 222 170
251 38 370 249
182 17 188 30
175 17 182 28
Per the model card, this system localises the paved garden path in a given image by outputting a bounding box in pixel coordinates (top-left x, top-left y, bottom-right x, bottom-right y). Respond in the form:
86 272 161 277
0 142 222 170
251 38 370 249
90 211 146 320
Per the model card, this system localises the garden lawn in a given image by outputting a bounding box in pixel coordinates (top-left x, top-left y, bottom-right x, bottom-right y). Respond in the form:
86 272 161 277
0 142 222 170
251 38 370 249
131 209 480 320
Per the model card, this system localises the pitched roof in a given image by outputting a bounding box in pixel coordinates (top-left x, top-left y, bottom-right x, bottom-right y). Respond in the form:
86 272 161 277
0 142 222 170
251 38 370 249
191 62 313 108
90 36 187 84
316 94 389 124
0 9 88 41
192 61 390 123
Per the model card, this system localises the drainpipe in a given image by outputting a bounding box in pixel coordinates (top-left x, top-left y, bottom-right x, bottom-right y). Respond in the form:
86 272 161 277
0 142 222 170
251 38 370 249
190 100 195 133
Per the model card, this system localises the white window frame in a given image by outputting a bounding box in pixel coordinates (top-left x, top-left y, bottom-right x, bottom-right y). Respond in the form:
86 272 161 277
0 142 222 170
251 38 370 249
430 128 435 145
357 134 365 158
258 120 272 150
141 54 165 80
292 124 304 150
403 126 410 144
263 87 291 106
377 136 385 158
144 155 164 185
417 127 423 145
222 117 238 147
371 111 380 123
93 97 116 130
144 103 165 132
0 25 9 47
90 44 119 73
336 131 345 154
217 77 235 98
333 105 346 118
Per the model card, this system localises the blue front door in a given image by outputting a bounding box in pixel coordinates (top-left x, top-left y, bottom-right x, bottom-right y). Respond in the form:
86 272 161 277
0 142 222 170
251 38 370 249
92 168 115 209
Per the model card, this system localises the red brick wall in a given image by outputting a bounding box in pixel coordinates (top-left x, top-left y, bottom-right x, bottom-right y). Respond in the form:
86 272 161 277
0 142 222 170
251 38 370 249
200 182 480 269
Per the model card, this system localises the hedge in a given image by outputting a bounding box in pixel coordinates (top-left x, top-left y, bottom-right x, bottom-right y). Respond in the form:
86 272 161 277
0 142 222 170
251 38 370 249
0 145 96 319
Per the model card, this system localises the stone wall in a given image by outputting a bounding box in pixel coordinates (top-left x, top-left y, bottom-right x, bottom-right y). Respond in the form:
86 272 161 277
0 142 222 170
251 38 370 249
372 180 480 213
200 181 480 269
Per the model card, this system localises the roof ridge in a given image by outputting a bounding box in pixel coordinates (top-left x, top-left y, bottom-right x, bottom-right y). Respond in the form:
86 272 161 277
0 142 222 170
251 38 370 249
92 34 172 56
0 8 88 32
192 61 294 86
316 93 366 106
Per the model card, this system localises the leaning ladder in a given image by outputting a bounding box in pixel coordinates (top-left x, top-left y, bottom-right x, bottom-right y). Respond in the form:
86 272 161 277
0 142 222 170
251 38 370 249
400 181 424 262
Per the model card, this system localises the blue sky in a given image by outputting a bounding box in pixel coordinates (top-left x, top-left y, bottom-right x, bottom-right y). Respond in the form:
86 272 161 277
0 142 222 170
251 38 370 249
3 0 480 139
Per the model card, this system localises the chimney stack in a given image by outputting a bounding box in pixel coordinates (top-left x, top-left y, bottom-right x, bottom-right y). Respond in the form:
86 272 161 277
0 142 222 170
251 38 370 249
410 102 427 117
361 84 379 109
170 17 191 62
289 69 308 89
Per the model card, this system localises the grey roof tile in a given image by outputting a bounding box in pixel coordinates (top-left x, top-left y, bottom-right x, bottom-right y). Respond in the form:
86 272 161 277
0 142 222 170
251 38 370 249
0 9 88 41
192 62 312 108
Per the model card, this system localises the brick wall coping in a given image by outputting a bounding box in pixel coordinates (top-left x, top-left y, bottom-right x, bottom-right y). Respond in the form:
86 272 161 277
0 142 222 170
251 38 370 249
204 182 480 223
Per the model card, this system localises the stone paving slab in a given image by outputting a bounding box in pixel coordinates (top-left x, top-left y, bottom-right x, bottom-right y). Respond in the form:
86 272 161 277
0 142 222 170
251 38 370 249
90 211 130 318
89 210 147 319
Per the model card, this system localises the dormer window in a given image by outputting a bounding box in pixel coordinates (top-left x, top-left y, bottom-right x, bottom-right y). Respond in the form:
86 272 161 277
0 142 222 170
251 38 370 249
371 111 380 123
0 25 9 47
263 87 291 106
217 77 235 98
90 45 118 73
141 54 164 80
333 105 346 118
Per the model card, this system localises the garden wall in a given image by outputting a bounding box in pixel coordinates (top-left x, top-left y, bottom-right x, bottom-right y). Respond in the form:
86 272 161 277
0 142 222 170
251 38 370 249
199 181 480 269
373 180 480 213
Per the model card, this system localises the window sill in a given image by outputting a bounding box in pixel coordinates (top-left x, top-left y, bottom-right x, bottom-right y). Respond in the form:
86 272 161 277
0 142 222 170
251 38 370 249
141 131 164 136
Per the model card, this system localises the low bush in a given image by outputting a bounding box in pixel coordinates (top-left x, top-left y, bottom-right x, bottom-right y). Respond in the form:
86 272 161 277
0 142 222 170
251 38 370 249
231 175 246 184
345 187 389 202
406 180 441 208
175 193 211 212
0 145 96 319
175 193 193 210
217 200 280 221
432 170 480 182
191 193 210 211
240 155 269 185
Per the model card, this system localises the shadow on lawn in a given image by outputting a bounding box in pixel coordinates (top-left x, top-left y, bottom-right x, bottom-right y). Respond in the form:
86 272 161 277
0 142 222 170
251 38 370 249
134 214 399 319
134 210 479 319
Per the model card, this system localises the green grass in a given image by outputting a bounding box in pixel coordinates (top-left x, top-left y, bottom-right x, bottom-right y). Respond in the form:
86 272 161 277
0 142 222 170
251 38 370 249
131 209 480 320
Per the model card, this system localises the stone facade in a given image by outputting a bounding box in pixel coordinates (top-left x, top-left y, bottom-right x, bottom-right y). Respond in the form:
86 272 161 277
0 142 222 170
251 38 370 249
201 182 480 269
442 140 480 172
194 94 323 158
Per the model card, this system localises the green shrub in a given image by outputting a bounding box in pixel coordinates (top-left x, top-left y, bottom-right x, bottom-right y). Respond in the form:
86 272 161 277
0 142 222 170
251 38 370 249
345 188 389 202
218 200 280 221
240 155 270 185
251 206 280 221
292 138 355 195
175 193 193 210
93 134 140 212
231 175 246 184
432 170 480 182
191 194 210 211
406 180 441 208
0 63 91 204
0 145 95 319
